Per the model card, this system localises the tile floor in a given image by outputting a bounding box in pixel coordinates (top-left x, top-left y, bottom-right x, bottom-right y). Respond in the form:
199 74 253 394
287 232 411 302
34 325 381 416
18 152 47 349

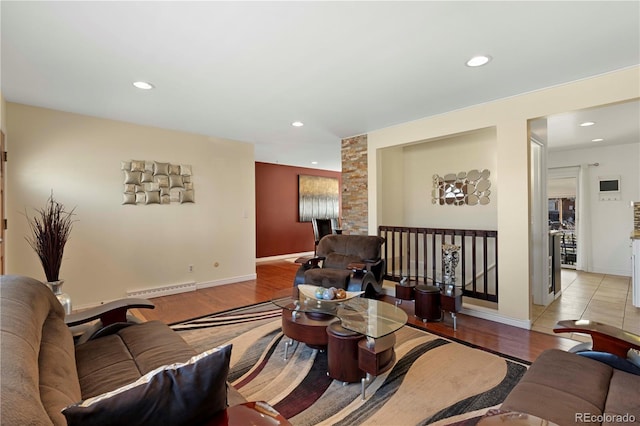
532 269 640 343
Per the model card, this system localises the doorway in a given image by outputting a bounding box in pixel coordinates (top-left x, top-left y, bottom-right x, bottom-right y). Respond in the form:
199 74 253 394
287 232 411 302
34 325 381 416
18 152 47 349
548 177 577 269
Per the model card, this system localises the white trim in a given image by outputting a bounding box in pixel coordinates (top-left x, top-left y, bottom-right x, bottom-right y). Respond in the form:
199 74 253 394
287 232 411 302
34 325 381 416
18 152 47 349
460 305 532 330
530 139 551 306
73 299 131 311
127 281 197 299
131 274 258 297
256 251 314 263
589 266 631 277
75 274 258 310
198 273 257 289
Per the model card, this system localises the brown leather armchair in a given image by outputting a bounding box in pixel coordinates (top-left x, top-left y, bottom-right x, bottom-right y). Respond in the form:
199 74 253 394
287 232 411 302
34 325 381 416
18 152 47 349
294 234 385 297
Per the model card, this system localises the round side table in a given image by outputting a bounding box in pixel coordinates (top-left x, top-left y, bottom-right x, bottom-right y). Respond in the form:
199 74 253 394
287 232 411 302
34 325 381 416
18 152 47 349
326 322 365 383
414 285 441 322
395 280 417 301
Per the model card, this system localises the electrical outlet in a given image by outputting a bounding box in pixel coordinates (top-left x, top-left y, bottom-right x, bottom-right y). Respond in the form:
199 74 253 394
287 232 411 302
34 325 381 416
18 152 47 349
188 264 193 273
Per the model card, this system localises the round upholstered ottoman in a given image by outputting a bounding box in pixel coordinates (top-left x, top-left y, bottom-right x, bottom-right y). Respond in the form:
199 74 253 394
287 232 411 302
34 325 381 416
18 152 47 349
415 285 442 321
326 322 365 383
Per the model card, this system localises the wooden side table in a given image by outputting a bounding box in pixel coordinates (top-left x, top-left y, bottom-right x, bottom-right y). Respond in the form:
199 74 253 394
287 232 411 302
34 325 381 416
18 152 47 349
358 333 396 399
440 288 462 331
394 280 417 303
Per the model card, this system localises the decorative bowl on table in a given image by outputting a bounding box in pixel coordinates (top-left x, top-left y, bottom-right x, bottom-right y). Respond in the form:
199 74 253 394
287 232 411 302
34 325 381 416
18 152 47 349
298 284 364 303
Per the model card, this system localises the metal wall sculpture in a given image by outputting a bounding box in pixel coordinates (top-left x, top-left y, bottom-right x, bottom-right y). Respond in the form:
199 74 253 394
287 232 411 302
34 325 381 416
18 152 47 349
122 160 194 205
432 169 491 206
298 175 339 222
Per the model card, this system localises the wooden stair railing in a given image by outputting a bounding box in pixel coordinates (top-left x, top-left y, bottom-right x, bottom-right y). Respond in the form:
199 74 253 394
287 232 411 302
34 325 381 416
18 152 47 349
378 226 498 302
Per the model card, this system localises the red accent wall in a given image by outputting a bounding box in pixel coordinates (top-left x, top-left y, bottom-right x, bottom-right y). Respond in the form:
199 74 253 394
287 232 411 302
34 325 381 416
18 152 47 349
256 162 341 258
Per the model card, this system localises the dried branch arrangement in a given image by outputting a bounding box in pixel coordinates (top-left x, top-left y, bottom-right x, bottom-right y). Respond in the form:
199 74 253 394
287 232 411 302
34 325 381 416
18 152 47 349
25 194 76 282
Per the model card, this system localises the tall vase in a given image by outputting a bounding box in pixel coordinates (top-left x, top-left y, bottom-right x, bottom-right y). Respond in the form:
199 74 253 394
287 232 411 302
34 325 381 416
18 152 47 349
442 244 460 293
49 280 72 314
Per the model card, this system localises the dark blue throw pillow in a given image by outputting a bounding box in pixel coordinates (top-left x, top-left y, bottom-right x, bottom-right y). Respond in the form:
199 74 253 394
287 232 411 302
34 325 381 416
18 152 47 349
577 350 640 375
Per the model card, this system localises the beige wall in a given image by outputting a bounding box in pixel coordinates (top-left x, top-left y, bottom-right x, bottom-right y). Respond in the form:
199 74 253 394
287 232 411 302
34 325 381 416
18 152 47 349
368 67 640 327
6 103 256 308
380 127 498 229
549 142 640 276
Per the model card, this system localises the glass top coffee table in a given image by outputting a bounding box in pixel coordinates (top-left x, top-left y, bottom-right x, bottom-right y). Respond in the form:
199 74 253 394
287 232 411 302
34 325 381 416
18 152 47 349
271 286 408 340
272 286 408 398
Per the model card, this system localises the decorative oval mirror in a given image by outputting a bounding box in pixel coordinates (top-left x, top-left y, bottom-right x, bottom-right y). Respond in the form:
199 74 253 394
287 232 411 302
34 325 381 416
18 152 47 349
467 169 481 181
466 183 476 194
432 169 492 207
444 173 457 183
476 179 491 192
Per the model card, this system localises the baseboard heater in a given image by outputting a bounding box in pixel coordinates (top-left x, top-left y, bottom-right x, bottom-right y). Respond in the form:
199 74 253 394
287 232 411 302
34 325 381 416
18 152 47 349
127 281 197 299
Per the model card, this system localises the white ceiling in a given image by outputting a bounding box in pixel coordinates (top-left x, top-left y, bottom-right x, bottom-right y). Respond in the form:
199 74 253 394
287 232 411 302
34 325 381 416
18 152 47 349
531 100 640 152
2 1 639 171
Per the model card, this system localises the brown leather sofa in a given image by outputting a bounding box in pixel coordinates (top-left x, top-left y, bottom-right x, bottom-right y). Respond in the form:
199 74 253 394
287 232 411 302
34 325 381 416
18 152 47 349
294 234 386 297
500 348 640 425
0 275 246 425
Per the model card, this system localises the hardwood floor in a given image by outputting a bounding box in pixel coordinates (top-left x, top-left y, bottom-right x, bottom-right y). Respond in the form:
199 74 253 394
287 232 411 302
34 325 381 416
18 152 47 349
134 260 577 363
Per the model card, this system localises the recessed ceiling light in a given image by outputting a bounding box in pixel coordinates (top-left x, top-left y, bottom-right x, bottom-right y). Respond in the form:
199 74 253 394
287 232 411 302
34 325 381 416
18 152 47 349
311 161 318 165
133 81 155 90
466 55 492 67
592 138 604 142
580 121 595 127
291 121 304 127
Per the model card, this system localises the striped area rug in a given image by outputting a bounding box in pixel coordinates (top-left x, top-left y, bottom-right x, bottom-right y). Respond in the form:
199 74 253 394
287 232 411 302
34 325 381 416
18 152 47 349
171 303 528 426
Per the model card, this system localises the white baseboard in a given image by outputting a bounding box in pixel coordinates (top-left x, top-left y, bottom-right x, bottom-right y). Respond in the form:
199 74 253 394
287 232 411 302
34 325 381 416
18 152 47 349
198 273 257 289
256 252 314 263
127 281 197 299
460 305 532 330
588 266 631 277
123 273 257 301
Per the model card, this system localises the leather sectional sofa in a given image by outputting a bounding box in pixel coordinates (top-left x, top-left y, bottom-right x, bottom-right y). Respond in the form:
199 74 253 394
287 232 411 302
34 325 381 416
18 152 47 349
500 347 640 424
0 275 246 425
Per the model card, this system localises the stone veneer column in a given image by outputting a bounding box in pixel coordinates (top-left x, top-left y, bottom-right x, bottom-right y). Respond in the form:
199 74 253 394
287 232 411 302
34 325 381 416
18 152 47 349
341 134 368 235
